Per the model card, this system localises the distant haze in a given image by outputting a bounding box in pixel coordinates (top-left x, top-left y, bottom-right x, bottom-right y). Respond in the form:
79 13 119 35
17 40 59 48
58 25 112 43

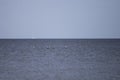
0 0 120 38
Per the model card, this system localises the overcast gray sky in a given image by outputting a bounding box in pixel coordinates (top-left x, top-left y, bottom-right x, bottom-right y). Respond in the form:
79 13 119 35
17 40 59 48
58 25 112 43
0 0 120 38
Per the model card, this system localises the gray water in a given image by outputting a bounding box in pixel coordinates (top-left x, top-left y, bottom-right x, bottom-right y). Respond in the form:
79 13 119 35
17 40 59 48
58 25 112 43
0 39 120 80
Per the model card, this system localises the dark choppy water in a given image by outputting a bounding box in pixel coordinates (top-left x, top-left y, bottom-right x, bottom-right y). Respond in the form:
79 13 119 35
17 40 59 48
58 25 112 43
0 39 120 80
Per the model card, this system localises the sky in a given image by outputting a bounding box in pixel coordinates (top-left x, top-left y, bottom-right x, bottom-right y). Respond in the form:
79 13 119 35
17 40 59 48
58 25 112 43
0 0 120 38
